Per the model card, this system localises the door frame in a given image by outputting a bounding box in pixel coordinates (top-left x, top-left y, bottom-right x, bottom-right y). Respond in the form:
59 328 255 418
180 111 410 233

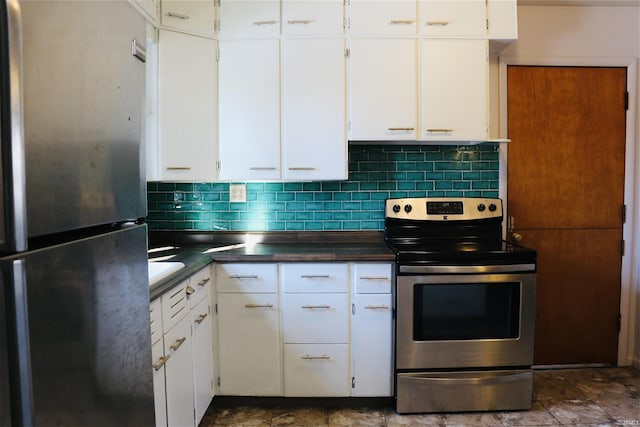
497 56 639 367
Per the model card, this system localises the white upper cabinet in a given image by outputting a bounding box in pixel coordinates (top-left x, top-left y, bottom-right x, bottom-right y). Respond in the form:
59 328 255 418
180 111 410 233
217 0 281 39
135 0 159 24
418 0 486 37
160 0 216 36
347 0 417 36
487 0 517 40
218 39 281 181
348 38 417 141
157 29 218 181
420 39 488 141
281 0 344 35
282 38 347 180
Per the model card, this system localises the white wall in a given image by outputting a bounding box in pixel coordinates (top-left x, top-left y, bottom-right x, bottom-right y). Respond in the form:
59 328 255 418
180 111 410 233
497 3 640 367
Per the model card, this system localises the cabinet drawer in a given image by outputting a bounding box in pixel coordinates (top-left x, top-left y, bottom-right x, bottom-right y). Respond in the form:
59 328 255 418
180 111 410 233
187 266 212 308
284 343 349 396
282 0 344 35
283 293 349 343
161 0 215 36
150 299 163 345
281 263 348 293
353 263 392 294
216 263 278 293
418 0 486 37
161 280 189 331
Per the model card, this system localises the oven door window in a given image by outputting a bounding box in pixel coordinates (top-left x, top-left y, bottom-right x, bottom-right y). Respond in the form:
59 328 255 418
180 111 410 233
413 282 520 341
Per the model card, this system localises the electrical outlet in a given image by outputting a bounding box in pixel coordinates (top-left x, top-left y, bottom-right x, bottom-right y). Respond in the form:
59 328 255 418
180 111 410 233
229 184 247 203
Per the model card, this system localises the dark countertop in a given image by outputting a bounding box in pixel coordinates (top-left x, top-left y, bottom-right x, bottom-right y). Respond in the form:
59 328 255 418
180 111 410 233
148 231 395 300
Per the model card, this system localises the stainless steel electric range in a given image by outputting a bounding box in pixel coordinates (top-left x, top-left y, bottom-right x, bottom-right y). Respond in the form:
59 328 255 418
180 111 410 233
384 197 537 414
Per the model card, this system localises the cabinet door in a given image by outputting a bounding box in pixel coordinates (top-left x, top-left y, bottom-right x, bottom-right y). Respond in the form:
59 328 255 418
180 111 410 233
158 30 218 181
282 38 347 181
282 0 344 35
284 343 349 396
347 0 417 35
352 263 392 294
164 315 194 427
218 0 280 39
191 298 213 425
161 0 215 36
351 293 392 396
217 293 282 395
420 39 488 141
348 38 417 141
418 0 486 36
487 0 517 40
218 39 281 180
151 337 167 427
283 293 349 343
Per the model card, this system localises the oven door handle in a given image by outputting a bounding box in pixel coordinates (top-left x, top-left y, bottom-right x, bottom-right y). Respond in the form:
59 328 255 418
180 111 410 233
399 264 536 274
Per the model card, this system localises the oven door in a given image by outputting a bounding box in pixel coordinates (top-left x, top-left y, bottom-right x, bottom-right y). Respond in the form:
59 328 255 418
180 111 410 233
396 269 536 370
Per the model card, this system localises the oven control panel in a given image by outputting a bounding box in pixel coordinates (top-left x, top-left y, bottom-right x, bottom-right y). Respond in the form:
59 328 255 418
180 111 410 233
385 197 502 221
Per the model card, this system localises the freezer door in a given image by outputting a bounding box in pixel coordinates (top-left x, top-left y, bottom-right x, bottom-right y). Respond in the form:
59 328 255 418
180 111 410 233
7 0 147 238
0 276 12 426
2 224 154 426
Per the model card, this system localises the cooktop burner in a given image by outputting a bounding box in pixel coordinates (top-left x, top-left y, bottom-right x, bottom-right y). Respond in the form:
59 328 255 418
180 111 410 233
384 197 536 266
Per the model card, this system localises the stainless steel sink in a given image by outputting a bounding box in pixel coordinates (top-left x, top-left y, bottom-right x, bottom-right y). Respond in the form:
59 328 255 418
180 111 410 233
147 261 185 286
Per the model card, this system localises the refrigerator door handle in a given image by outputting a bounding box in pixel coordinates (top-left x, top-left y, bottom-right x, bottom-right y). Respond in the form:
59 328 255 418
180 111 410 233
5 0 29 252
10 260 34 426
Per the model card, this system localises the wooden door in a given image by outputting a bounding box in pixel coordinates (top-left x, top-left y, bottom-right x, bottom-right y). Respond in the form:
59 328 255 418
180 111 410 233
506 66 627 365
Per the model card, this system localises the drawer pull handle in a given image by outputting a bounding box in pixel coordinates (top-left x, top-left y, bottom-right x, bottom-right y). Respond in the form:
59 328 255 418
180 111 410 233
388 127 414 131
166 166 191 171
152 355 171 370
300 274 330 279
288 167 316 171
245 303 274 308
287 19 313 25
170 337 186 351
301 305 331 309
166 11 190 20
390 19 414 25
229 275 259 279
194 313 208 324
253 20 278 26
359 276 390 280
249 167 277 171
301 354 331 360
426 20 449 26
365 305 390 310
426 128 453 133
197 277 210 287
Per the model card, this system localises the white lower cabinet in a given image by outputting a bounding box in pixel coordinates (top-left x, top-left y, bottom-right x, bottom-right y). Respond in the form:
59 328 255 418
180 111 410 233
216 263 281 396
351 293 392 396
191 295 214 424
164 314 194 427
351 263 393 397
214 261 393 398
150 265 215 427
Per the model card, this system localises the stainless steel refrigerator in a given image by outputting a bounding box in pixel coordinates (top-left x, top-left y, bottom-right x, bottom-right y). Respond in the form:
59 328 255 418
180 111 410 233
0 1 154 425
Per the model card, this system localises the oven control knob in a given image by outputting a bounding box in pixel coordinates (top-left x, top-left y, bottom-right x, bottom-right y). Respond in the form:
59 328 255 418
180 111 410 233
393 204 401 213
477 203 486 212
489 203 497 212
404 204 412 213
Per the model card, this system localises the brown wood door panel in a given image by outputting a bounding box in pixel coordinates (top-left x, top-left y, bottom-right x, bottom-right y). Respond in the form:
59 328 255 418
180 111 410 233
521 229 622 365
507 66 626 230
507 65 626 365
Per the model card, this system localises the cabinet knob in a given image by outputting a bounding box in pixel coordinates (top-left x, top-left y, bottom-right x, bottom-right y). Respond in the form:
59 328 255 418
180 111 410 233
186 285 195 296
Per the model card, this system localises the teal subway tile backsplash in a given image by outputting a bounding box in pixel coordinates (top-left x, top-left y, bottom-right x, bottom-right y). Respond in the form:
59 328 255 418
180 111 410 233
147 144 500 232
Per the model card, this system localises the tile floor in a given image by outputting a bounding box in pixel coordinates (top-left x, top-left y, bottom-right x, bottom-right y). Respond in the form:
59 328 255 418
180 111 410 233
199 367 639 427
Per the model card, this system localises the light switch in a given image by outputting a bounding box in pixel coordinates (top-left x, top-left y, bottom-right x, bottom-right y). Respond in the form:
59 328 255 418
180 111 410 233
229 184 247 203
